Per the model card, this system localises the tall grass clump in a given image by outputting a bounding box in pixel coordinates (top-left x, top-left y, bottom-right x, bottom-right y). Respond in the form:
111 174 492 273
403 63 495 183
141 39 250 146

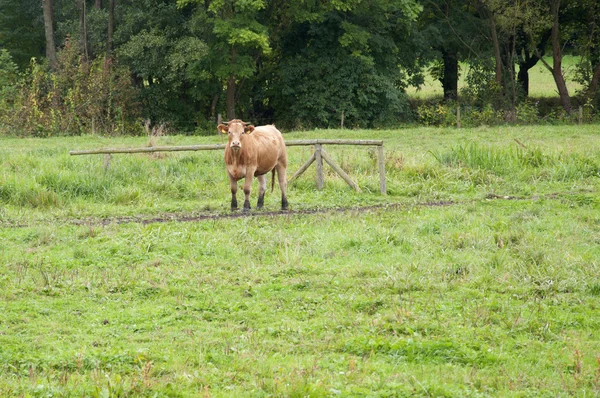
430 143 600 182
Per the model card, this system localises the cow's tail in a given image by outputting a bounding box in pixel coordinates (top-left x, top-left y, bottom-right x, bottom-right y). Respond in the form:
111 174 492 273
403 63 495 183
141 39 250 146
271 169 276 193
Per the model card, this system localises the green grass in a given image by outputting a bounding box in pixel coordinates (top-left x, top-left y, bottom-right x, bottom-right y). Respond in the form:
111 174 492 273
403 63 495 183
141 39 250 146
407 56 584 99
1 125 600 396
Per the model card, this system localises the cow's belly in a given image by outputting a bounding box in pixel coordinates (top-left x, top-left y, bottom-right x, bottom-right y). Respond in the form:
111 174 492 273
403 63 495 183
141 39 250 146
254 165 275 176
254 158 278 176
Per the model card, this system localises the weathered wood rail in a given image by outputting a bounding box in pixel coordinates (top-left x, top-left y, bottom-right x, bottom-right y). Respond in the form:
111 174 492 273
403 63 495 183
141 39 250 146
70 139 386 194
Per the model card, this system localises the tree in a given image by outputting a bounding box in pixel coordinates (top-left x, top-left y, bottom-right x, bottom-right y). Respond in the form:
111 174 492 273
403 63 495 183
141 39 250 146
516 27 550 97
0 0 46 69
570 0 600 100
419 0 485 101
546 0 571 112
523 0 572 112
178 0 272 120
107 0 114 56
266 0 422 127
42 0 58 69
78 0 89 59
117 0 208 128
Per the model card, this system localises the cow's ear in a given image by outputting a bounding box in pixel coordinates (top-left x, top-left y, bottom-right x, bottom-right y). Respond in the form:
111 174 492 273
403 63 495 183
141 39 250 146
245 125 255 134
217 124 229 134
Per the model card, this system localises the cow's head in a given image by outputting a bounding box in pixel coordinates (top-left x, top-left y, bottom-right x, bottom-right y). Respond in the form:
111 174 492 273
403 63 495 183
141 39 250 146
218 119 255 152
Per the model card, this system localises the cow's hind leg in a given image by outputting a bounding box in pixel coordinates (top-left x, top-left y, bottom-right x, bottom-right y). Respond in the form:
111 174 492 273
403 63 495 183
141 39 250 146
229 176 238 210
257 174 267 209
276 164 288 210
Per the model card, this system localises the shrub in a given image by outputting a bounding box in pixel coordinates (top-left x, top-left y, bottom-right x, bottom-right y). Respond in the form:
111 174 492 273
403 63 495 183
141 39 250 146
1 38 141 136
516 100 540 125
416 102 457 127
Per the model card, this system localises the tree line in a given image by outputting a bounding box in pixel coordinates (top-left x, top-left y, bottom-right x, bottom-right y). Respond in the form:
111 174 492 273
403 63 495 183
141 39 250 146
0 0 599 135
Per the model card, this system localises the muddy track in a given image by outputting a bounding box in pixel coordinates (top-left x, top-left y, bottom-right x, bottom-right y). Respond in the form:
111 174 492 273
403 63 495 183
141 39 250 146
2 191 590 229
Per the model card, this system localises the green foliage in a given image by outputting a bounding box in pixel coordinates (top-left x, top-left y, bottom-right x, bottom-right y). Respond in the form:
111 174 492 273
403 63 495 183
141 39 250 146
461 59 504 109
1 39 140 136
274 51 411 129
0 49 19 125
416 102 457 127
1 0 600 134
267 0 419 128
515 99 540 124
0 0 45 68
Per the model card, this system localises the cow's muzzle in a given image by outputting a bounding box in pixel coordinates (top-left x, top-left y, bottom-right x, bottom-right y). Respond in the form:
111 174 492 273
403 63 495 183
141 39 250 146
231 144 241 151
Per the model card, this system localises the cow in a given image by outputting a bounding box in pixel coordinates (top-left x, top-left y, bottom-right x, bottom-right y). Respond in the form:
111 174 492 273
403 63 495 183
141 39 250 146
217 119 288 211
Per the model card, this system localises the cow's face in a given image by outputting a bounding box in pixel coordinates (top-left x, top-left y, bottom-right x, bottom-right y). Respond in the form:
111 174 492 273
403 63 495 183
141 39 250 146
218 120 254 152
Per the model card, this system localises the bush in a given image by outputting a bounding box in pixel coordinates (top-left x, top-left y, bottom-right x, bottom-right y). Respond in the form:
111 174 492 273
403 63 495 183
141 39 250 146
416 102 457 127
515 100 540 124
1 38 141 136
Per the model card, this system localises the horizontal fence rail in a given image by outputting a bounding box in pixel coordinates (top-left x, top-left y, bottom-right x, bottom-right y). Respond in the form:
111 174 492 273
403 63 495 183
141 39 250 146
69 139 386 194
68 140 383 156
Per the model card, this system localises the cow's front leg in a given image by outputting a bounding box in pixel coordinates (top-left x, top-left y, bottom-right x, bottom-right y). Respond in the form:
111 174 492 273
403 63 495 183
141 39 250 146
256 174 267 209
242 172 254 212
229 176 238 210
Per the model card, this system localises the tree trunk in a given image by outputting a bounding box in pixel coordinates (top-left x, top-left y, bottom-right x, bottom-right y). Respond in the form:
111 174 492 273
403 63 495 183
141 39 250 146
589 64 600 98
78 0 88 60
95 0 102 8
517 29 550 97
490 15 502 86
131 73 141 88
226 76 236 120
226 48 237 120
517 66 530 97
441 49 458 101
42 0 57 69
211 91 221 121
550 0 572 112
503 35 518 108
106 0 115 57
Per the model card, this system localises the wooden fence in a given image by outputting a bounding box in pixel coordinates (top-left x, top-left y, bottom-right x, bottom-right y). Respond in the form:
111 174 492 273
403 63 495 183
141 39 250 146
70 139 386 194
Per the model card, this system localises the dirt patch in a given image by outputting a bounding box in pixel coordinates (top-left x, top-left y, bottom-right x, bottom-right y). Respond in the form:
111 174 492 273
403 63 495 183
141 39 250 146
1 192 594 229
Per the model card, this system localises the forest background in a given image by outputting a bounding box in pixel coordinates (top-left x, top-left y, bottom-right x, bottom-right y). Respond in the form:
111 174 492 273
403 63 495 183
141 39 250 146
1 0 599 135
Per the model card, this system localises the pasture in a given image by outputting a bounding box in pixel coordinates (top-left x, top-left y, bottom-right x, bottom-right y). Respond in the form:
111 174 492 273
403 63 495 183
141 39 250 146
1 125 600 396
406 56 584 99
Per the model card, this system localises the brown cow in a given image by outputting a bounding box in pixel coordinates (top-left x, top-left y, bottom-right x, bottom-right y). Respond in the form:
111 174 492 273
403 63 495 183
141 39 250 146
217 119 288 211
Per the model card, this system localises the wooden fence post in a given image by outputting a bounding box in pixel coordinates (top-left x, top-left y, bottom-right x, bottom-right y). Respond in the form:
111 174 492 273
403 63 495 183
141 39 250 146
578 106 583 125
103 153 111 170
456 104 461 128
378 145 386 194
315 144 324 190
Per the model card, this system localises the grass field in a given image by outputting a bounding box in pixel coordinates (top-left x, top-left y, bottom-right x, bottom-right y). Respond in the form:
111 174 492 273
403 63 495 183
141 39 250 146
407 56 584 99
1 125 600 396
